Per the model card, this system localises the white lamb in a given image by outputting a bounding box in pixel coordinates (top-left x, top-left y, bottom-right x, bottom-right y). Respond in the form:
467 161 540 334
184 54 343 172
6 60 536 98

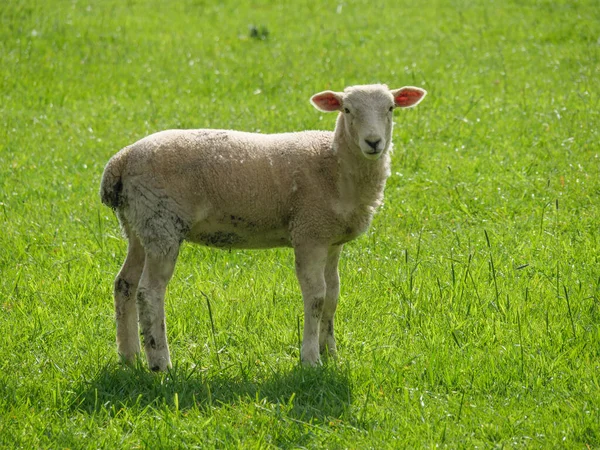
100 84 427 371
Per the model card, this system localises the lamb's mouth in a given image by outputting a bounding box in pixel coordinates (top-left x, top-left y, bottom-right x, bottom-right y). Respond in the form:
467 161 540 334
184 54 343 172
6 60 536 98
362 149 383 160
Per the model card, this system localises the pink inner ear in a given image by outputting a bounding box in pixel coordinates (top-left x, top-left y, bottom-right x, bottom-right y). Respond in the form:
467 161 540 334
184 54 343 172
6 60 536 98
314 93 341 111
395 89 424 107
324 96 340 107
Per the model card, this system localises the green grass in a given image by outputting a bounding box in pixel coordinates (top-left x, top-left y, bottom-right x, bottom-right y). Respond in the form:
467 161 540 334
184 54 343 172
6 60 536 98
1 0 599 447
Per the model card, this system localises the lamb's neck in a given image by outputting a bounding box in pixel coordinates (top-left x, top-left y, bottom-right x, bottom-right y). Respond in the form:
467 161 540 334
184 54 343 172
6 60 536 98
333 128 391 214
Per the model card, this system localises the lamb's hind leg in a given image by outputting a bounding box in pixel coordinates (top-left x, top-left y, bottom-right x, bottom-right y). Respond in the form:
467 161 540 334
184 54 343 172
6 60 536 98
114 230 145 364
136 246 179 372
320 245 342 359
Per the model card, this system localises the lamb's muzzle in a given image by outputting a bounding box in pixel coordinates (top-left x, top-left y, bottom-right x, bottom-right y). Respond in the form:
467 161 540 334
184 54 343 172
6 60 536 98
100 84 427 371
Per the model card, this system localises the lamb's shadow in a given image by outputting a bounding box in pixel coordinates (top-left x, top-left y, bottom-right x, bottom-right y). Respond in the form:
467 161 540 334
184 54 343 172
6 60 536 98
72 361 352 423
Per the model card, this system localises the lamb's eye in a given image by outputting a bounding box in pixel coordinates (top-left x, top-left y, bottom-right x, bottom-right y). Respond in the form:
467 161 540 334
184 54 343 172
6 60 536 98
344 107 350 114
389 106 394 112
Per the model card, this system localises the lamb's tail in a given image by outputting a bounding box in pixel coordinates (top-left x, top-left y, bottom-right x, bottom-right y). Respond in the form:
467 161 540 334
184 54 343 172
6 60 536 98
100 151 127 209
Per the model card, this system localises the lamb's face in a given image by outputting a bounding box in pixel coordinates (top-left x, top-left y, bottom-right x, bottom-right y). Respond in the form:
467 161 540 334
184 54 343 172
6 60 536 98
341 87 395 160
310 84 427 161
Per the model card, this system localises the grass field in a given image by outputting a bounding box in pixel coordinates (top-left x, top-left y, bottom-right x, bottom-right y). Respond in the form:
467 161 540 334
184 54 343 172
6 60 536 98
1 0 599 447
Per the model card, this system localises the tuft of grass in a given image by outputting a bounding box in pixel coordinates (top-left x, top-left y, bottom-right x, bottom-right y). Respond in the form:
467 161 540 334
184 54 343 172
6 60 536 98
1 0 599 447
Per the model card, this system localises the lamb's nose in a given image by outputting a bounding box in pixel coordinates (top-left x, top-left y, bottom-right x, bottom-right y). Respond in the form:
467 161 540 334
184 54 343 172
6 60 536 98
365 139 381 150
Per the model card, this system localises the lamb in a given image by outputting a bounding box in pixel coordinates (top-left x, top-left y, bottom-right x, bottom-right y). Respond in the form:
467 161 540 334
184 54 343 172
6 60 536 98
100 84 427 371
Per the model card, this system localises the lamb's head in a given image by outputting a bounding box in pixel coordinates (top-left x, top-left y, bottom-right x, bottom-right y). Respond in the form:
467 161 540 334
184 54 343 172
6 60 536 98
311 84 427 160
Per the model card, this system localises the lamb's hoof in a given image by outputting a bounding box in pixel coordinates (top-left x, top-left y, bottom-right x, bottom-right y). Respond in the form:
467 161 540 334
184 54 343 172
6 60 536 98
146 355 171 373
301 358 322 367
301 347 322 367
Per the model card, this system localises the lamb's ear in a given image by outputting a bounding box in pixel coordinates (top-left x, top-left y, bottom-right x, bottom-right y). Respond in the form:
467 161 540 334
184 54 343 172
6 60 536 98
391 87 427 108
310 91 344 112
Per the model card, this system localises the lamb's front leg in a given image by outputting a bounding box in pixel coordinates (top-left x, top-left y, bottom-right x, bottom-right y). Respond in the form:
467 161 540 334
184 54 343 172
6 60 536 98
294 244 328 366
136 248 179 372
320 245 342 358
